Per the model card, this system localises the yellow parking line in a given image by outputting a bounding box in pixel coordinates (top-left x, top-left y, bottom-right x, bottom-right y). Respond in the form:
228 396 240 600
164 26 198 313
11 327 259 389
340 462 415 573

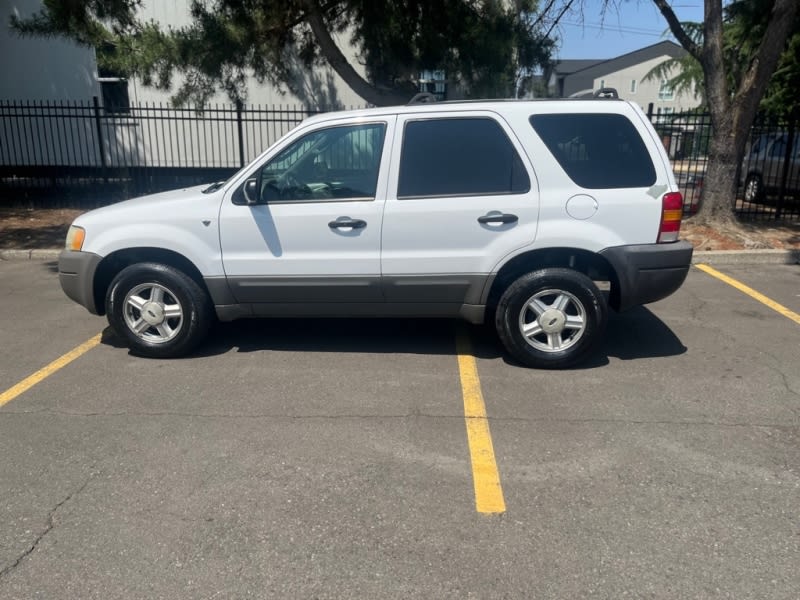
456 329 506 514
0 334 102 407
695 264 800 326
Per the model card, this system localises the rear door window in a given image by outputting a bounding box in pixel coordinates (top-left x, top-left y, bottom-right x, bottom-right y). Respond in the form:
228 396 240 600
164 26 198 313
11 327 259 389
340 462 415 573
397 117 530 198
529 113 656 189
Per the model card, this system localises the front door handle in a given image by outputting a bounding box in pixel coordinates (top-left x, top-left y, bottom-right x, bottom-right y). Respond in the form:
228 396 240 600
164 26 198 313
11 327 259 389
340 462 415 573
329 217 367 230
478 213 518 225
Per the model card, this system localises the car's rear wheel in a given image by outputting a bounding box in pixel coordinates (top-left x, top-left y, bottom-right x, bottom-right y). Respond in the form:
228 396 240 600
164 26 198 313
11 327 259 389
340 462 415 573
495 268 607 369
744 174 765 203
106 263 213 358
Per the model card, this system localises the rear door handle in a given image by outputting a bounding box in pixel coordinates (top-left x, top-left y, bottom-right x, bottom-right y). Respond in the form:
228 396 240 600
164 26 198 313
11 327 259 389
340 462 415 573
329 217 367 229
478 213 518 225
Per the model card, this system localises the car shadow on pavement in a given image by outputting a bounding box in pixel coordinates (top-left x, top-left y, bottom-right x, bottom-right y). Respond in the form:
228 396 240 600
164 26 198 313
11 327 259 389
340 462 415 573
598 306 687 362
101 318 504 359
201 318 502 358
101 306 686 368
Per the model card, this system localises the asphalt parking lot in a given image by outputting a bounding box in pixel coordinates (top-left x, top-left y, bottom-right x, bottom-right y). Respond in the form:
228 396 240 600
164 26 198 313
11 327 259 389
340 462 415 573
1 259 799 599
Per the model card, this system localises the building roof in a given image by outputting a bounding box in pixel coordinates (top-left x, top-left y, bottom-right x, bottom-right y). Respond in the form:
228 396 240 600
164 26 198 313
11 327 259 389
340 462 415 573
555 40 687 98
551 59 604 76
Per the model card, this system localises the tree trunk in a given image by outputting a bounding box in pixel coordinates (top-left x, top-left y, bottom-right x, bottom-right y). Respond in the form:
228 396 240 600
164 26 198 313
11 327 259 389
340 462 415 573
699 115 743 225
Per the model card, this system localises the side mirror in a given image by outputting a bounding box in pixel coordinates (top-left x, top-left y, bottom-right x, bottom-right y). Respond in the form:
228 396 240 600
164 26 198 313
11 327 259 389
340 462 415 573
243 178 259 205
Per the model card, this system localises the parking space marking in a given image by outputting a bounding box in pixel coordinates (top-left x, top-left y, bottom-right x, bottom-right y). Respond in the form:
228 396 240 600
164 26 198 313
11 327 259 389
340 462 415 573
456 329 506 514
0 334 102 407
695 264 800 326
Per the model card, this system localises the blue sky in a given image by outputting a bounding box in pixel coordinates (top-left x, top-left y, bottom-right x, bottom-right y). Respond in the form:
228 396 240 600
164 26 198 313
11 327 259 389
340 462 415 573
553 1 705 59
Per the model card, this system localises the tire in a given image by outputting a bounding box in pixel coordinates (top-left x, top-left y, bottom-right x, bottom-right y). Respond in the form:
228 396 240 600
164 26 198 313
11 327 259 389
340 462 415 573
494 268 607 369
106 262 213 358
743 174 764 203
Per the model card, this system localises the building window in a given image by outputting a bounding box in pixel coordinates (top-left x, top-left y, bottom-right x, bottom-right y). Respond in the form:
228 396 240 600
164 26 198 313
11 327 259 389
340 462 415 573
658 79 674 101
630 79 637 94
98 78 130 114
418 70 447 101
96 43 130 113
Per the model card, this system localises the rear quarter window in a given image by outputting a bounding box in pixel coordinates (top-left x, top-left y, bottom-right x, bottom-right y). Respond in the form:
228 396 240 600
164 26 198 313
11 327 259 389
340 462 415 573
529 113 656 189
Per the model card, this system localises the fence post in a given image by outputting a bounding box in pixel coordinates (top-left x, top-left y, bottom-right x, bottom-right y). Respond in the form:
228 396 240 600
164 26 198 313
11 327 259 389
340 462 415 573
236 99 245 168
774 119 796 220
92 96 107 182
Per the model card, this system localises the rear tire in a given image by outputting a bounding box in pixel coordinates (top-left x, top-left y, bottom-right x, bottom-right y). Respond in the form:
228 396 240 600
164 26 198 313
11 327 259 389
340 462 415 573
744 174 764 203
495 268 607 369
106 262 213 358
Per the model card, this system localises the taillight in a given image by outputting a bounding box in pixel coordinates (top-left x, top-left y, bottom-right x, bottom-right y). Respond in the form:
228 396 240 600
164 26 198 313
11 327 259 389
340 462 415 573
658 192 683 243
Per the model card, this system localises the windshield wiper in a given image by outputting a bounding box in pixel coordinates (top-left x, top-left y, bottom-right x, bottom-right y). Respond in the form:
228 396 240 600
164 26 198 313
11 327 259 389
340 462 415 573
202 181 226 194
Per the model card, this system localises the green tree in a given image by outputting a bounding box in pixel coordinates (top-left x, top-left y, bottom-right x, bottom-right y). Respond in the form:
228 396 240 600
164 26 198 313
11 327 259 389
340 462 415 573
643 23 705 105
650 0 799 224
11 0 554 107
645 3 800 119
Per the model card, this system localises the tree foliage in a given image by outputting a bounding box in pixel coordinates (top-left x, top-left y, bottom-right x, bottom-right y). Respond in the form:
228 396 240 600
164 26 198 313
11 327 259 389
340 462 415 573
644 1 800 119
11 0 554 106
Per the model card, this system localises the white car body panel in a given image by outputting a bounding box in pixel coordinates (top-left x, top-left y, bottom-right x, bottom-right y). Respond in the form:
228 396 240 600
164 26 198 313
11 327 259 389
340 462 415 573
73 184 226 276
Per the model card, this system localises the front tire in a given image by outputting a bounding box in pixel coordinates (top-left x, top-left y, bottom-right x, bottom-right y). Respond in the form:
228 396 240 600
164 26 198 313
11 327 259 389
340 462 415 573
106 263 213 358
495 268 607 369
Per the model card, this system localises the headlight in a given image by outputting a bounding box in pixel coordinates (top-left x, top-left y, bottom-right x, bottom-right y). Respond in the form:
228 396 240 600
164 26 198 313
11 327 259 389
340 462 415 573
65 225 86 251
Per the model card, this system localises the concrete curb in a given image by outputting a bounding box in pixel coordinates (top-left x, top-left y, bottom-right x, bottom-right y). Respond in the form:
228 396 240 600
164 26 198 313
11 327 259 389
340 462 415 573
2 248 799 266
691 249 800 265
0 249 61 261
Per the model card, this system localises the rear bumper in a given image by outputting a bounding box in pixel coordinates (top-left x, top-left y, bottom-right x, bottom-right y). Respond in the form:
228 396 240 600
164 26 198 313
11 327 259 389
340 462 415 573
59 250 103 314
600 241 693 311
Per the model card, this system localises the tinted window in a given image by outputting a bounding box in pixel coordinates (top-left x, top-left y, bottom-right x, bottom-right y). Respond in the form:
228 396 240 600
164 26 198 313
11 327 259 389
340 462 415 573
257 123 386 202
529 114 656 189
398 118 530 198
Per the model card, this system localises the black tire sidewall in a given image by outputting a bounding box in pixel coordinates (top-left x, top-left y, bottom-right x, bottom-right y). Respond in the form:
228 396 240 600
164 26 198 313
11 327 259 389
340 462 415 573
745 175 763 203
495 268 607 369
106 263 211 358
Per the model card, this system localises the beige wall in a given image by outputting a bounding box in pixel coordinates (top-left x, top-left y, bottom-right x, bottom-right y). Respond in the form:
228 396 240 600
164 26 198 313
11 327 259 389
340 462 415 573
0 0 367 108
592 55 700 113
0 0 100 101
132 0 367 109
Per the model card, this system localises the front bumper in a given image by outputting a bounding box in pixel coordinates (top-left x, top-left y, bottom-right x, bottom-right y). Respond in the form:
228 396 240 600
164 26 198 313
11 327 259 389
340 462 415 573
59 250 103 314
600 241 693 311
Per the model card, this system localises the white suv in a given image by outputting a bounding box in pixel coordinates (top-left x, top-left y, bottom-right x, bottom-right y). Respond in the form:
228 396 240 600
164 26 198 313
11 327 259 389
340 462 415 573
59 96 693 368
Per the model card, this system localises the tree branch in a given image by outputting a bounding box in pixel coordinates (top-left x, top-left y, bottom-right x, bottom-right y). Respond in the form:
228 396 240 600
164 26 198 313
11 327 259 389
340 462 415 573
651 0 701 60
301 0 409 106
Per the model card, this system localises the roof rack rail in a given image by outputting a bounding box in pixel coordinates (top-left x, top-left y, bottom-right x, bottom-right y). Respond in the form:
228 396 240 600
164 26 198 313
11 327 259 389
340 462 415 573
593 87 619 99
407 92 437 105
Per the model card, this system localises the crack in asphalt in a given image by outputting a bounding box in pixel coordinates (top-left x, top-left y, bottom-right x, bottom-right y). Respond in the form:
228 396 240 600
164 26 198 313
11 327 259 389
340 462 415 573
0 408 798 430
0 476 92 580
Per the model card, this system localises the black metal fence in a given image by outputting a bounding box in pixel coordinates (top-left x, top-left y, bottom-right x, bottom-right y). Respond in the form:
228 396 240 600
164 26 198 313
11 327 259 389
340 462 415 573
648 108 800 220
0 98 324 206
1 98 799 221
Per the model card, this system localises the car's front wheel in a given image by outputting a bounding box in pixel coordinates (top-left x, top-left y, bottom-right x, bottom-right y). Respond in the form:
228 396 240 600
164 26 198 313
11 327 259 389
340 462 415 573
495 268 607 369
106 263 213 358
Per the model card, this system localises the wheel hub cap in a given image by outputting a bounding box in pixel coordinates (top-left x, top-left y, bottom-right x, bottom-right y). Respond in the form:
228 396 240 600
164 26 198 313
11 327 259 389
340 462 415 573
141 301 165 326
539 308 566 334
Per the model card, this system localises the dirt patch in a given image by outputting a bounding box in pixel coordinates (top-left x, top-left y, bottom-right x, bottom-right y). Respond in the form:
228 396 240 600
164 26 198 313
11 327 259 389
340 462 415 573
680 218 800 251
0 207 85 250
1 206 799 251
